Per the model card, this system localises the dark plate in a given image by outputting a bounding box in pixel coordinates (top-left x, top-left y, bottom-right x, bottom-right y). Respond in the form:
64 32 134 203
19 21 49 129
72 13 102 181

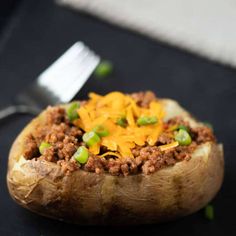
0 0 235 235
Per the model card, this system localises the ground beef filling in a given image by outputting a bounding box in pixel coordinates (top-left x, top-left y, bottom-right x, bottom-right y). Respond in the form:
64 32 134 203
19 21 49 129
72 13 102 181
23 93 216 176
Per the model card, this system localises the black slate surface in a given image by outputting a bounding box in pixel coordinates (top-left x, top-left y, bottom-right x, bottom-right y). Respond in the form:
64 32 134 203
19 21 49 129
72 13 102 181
0 0 21 34
0 0 235 235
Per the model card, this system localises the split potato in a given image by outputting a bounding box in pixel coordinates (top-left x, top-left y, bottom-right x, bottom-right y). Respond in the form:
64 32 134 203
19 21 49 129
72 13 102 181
7 99 224 225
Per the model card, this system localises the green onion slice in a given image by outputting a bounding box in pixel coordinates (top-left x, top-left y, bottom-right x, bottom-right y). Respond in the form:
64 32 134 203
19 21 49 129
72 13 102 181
136 116 158 126
174 129 192 146
205 204 214 220
73 146 89 164
177 125 189 132
82 131 101 147
94 60 113 78
116 117 127 128
93 125 109 137
66 102 80 122
39 142 51 155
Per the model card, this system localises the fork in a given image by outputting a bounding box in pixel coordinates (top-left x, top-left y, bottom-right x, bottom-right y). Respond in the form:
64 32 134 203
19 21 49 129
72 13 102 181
0 42 100 121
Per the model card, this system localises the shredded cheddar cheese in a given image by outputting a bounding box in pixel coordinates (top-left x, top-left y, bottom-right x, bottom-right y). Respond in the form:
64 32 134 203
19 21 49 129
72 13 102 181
75 92 165 157
99 152 122 159
159 141 179 152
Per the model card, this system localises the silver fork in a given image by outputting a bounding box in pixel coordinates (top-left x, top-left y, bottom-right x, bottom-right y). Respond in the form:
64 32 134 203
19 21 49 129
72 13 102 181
0 42 100 121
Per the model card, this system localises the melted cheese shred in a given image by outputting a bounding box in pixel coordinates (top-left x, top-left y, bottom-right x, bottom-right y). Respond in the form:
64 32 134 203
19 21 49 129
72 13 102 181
75 92 165 157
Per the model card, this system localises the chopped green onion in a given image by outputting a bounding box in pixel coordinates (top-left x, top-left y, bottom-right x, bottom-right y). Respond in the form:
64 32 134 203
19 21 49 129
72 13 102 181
174 129 192 146
203 122 213 130
66 102 80 122
39 142 51 155
116 117 127 128
93 125 109 137
82 131 101 147
205 204 214 220
94 60 113 78
73 146 89 164
136 116 158 126
177 125 189 132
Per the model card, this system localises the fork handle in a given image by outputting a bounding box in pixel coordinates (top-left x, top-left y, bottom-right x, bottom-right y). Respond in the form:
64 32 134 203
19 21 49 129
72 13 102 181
0 105 40 121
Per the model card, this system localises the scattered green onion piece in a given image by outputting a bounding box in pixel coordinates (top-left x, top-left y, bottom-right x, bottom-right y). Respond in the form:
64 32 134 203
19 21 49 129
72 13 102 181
116 117 127 128
136 116 158 126
174 129 192 146
39 142 51 155
203 122 213 130
94 60 113 78
73 146 89 164
177 125 189 132
66 102 80 122
82 131 101 147
93 125 109 137
205 204 214 220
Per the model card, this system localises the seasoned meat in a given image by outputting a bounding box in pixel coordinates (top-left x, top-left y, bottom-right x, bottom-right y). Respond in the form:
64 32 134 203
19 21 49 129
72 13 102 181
130 91 156 108
23 92 216 176
192 127 216 144
23 134 39 160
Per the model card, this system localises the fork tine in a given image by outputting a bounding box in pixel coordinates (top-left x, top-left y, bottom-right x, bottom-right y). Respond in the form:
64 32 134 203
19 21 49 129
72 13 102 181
60 53 100 102
51 48 95 97
46 49 91 98
38 42 86 85
37 42 100 103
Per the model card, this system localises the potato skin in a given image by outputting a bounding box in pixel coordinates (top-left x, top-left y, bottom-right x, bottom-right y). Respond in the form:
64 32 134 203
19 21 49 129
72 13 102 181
7 100 224 225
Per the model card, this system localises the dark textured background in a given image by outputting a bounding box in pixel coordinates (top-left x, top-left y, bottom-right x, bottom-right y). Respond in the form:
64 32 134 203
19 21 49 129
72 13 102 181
0 0 235 235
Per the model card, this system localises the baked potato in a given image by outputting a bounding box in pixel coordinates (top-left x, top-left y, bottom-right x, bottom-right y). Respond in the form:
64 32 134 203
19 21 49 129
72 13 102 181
7 91 224 225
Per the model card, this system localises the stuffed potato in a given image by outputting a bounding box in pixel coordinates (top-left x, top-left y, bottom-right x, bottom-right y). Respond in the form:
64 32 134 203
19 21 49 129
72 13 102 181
7 91 224 225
